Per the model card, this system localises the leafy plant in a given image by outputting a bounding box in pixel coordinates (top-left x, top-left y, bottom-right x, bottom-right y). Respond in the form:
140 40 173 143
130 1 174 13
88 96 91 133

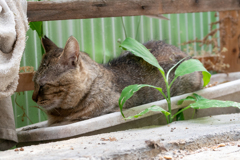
177 93 240 111
29 21 43 39
175 93 240 119
118 37 211 123
118 37 240 123
29 21 44 55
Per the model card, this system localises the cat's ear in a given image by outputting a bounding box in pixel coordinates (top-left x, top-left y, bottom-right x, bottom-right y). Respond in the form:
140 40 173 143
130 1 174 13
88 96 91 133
61 36 80 66
41 36 58 53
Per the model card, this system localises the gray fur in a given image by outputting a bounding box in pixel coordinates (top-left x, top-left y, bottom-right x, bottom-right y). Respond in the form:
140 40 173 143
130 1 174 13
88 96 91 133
32 36 202 126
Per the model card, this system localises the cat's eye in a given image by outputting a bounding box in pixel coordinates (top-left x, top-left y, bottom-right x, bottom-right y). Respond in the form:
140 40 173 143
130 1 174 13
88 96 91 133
72 61 75 66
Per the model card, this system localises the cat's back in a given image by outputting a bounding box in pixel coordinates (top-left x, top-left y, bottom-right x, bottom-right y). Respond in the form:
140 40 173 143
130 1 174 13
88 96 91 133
144 40 187 64
102 40 201 108
104 40 187 79
107 40 186 66
103 40 187 92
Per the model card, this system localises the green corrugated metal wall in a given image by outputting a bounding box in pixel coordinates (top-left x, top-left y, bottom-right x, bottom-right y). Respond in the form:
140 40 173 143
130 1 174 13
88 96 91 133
12 1 218 128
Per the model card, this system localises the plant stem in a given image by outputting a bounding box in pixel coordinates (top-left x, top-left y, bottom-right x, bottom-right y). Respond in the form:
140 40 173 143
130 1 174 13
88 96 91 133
159 90 167 100
165 114 169 124
163 75 172 123
171 106 191 120
166 85 172 123
161 69 172 123
192 109 196 119
169 76 178 88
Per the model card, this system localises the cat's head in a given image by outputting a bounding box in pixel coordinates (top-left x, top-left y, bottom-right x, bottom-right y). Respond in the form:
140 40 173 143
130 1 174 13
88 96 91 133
32 36 84 110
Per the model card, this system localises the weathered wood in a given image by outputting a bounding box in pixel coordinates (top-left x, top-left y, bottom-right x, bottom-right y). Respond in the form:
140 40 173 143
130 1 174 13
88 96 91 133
161 0 240 14
27 0 162 22
27 0 240 22
219 11 240 72
16 73 34 92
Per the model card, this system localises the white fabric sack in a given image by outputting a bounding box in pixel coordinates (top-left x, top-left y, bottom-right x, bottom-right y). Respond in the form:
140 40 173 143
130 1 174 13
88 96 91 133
0 0 16 53
0 0 28 99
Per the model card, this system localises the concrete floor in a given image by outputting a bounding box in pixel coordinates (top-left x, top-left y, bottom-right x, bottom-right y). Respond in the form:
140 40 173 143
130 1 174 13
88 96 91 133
182 143 240 160
1 113 240 160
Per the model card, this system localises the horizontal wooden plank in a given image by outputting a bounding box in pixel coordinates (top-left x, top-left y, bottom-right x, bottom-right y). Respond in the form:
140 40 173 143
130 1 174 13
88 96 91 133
161 0 240 14
27 0 162 22
27 0 240 22
16 72 34 92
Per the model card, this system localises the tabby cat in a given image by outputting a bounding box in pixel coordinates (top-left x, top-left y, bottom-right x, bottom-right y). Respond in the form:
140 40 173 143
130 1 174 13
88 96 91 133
32 36 202 126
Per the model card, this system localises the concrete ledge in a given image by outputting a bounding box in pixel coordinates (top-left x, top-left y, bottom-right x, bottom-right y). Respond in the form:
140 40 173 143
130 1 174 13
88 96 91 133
1 113 240 159
16 72 240 145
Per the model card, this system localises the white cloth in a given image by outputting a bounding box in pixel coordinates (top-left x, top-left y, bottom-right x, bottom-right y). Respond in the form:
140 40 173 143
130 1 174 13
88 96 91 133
0 0 16 53
0 0 28 99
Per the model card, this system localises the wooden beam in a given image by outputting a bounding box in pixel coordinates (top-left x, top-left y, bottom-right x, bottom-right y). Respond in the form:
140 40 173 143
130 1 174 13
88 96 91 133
27 0 161 22
219 11 240 72
27 0 240 22
16 73 34 92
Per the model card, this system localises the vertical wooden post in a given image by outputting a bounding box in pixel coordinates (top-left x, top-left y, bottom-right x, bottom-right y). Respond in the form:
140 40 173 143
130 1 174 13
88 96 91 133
220 11 240 72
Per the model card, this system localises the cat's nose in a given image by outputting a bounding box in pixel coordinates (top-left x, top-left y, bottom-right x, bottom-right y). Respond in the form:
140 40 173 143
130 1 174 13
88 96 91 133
32 90 38 102
32 85 44 102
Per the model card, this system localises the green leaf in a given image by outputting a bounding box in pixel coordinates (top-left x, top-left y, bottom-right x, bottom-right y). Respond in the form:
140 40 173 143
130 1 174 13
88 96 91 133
202 71 211 87
177 96 196 105
175 59 211 87
119 84 162 118
166 56 189 82
29 21 43 38
192 93 205 101
189 99 240 109
125 105 170 119
180 93 240 110
120 37 164 75
176 109 185 121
